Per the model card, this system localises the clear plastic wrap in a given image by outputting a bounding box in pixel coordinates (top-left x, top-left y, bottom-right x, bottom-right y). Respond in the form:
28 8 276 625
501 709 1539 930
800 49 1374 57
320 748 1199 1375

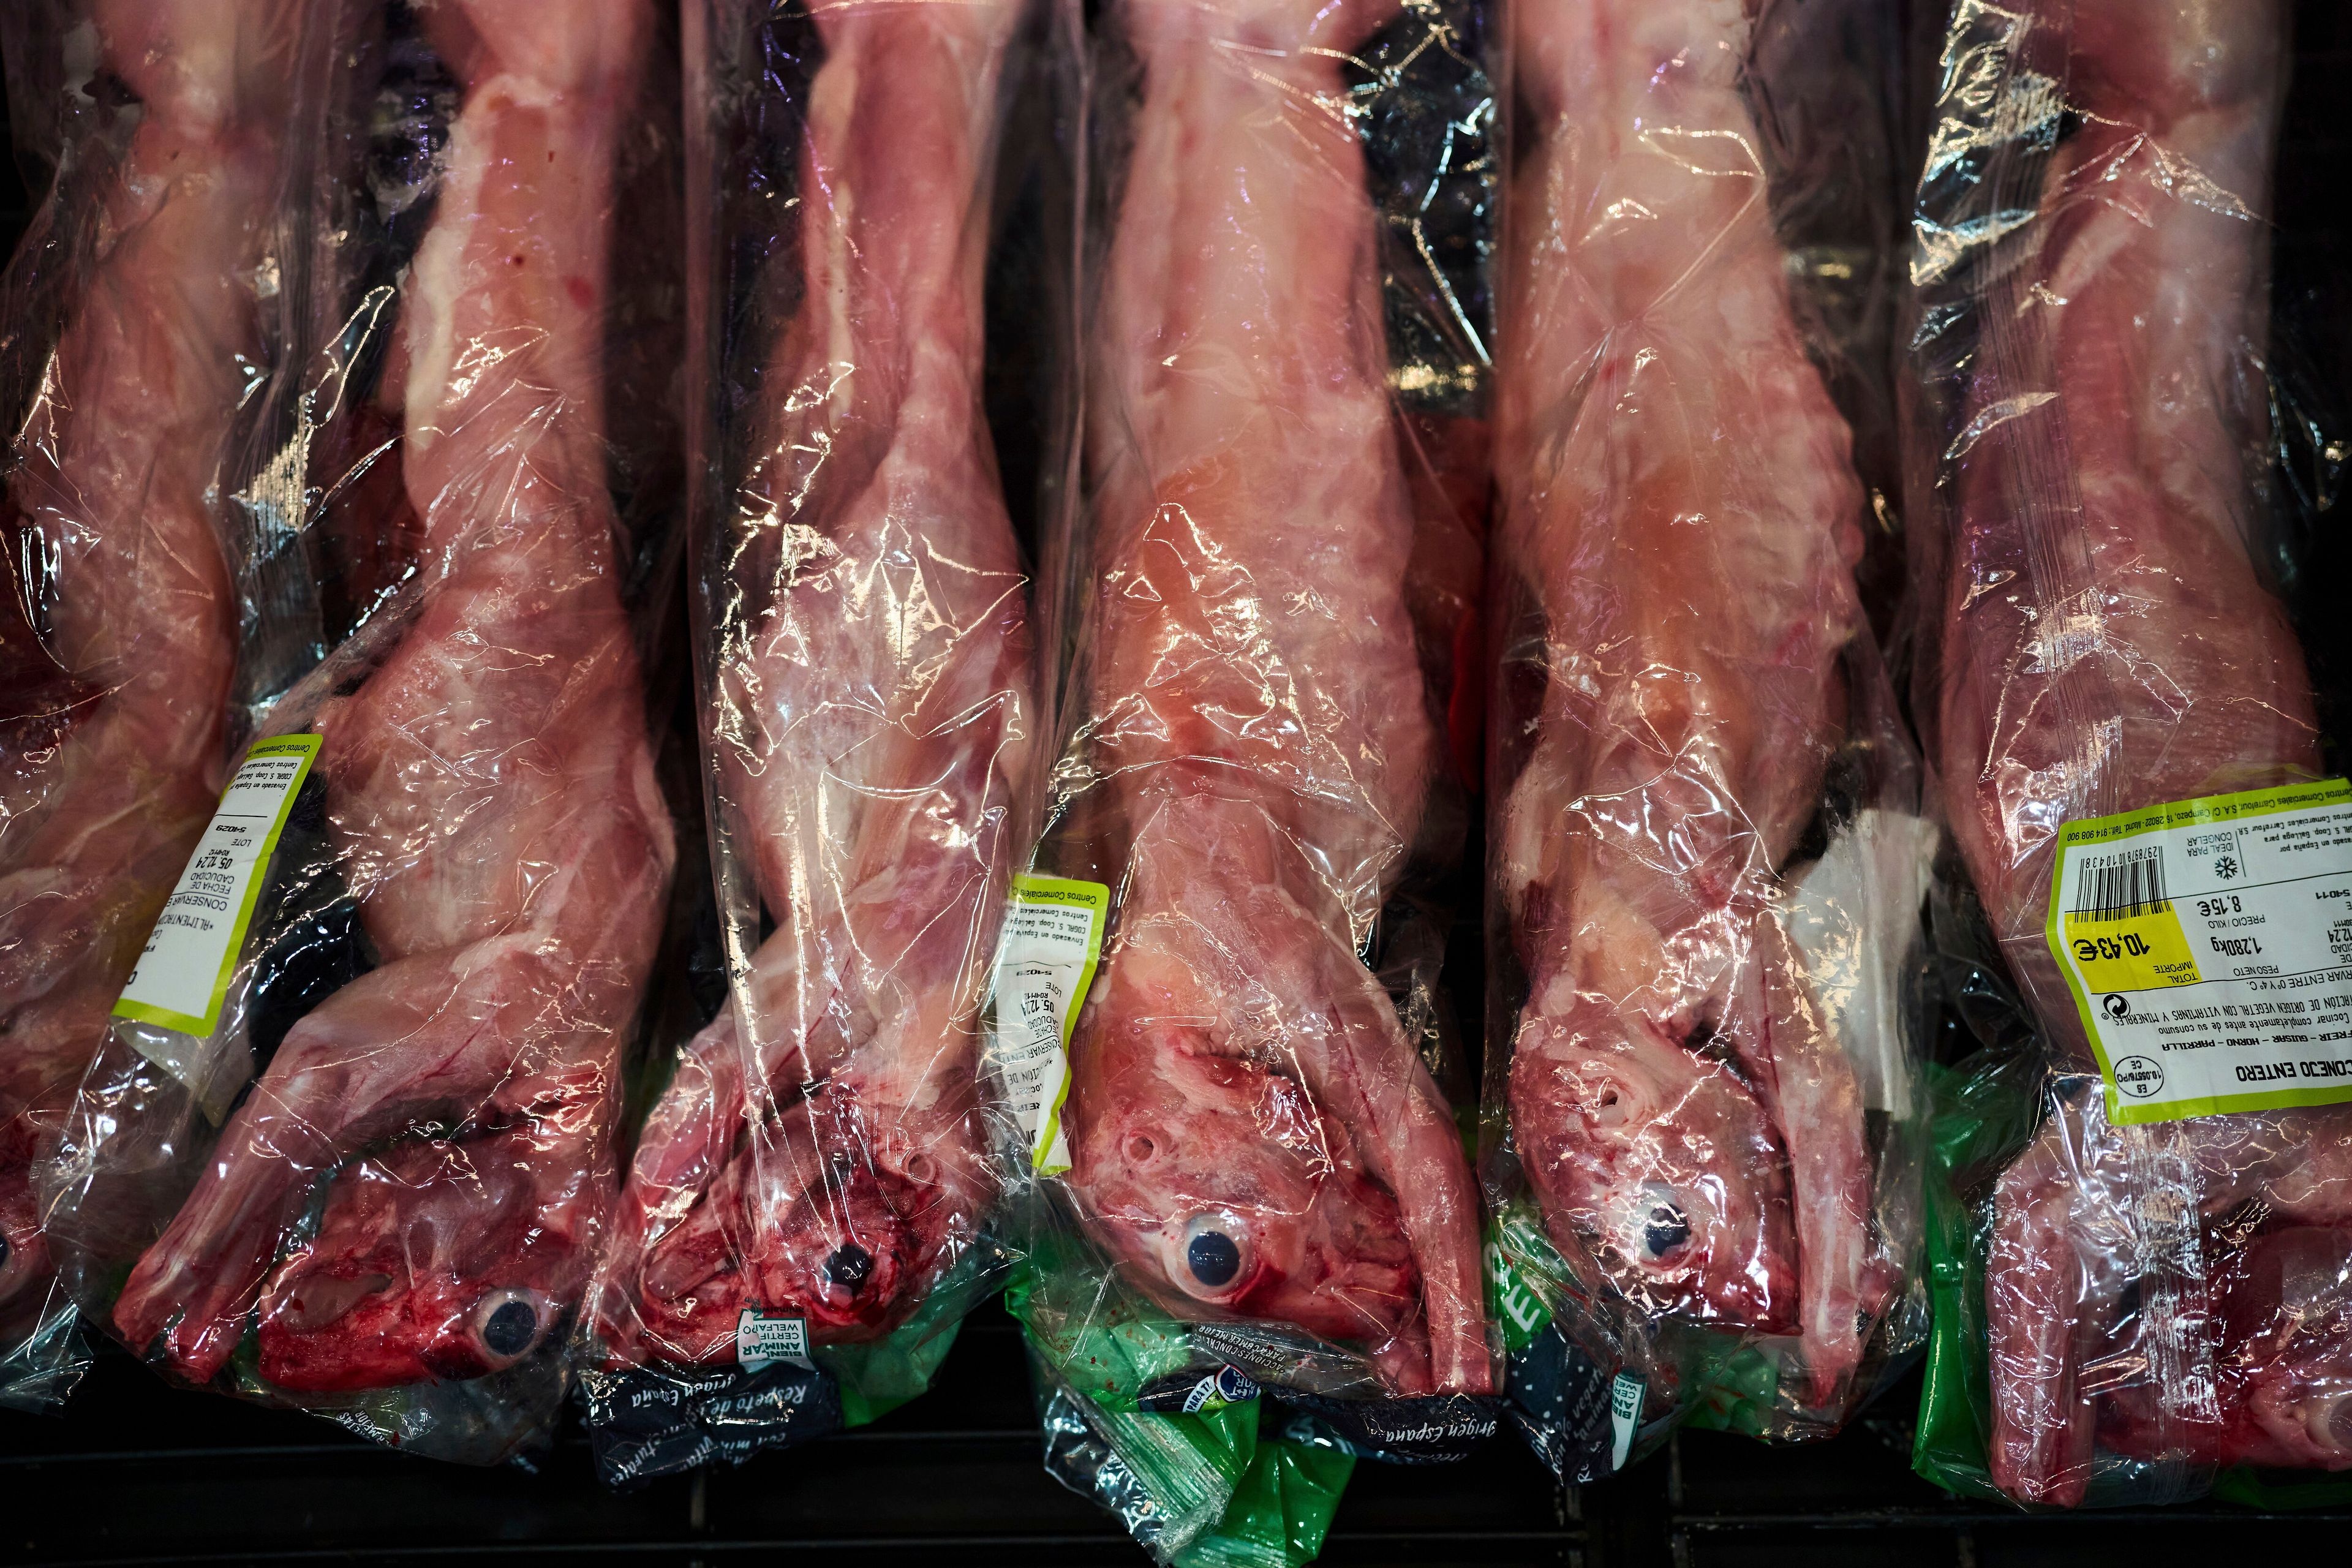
37 0 682 1463
573 0 1044 1483
1003 1 1498 1558
1479 0 1932 1476
1904 0 2352 1509
0 1 318 1410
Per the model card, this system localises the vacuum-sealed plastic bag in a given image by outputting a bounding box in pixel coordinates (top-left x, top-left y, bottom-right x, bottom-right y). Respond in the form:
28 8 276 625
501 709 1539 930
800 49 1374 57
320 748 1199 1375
40 0 680 1463
0 1 316 1410
1904 0 2352 1509
1001 1 1498 1559
575 0 1044 1483
1480 0 1932 1477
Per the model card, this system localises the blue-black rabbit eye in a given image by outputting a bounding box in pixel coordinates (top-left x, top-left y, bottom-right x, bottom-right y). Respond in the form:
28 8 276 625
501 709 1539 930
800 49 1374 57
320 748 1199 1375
481 1298 537 1356
1187 1229 1242 1287
472 1291 543 1360
1642 1197 1692 1260
1176 1213 1250 1297
826 1243 874 1292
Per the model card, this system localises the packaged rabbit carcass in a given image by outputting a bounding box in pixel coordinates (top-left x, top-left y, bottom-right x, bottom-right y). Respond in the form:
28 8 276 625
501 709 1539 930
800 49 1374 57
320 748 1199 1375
0 1 323 1409
573 0 1050 1483
1904 0 2352 1509
39 0 684 1463
1479 0 1934 1479
998 1 1498 1558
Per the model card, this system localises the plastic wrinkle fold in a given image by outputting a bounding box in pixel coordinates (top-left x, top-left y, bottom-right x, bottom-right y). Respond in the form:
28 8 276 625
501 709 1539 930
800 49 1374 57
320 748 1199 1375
1009 14 1499 1555
1482 0 1929 1471
0 0 311 1411
572 0 1042 1483
32 0 682 1464
1904 0 2352 1510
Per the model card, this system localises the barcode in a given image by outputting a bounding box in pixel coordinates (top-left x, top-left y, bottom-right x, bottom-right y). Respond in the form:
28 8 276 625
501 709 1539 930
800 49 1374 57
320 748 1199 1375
2073 846 2170 922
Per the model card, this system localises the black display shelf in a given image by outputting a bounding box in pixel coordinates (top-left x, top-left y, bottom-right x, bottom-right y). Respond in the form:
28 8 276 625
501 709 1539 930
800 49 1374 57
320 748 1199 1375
0 1305 1581 1566
13 1312 2352 1567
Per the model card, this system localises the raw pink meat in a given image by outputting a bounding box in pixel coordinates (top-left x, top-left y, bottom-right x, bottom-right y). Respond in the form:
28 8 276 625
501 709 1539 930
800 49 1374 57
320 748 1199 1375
1990 1092 2352 1498
587 0 1035 1363
1924 0 2350 1506
0 1 284 1342
1057 0 1490 1398
1496 0 1885 1404
1936 1 2316 1018
256 1124 602 1390
2176 1226 2352 1469
109 0 674 1390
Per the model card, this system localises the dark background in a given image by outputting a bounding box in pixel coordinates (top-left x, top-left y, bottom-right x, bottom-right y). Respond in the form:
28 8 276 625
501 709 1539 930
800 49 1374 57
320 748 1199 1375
15 1315 2352 1566
7 5 2352 1565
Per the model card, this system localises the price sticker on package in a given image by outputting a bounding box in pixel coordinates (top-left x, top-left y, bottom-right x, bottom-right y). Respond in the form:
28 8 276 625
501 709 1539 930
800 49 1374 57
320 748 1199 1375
115 733 323 1041
986 873 1109 1174
2048 778 2352 1123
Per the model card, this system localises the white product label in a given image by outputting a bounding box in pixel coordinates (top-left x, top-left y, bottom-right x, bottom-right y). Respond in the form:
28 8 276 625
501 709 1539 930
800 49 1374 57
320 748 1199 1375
734 1309 812 1373
114 734 323 1041
2048 778 2352 1125
984 873 1109 1175
1608 1371 1644 1472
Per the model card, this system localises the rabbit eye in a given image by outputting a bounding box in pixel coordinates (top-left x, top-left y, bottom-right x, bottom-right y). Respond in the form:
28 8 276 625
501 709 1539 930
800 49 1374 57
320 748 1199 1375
1634 1183 1692 1262
472 1289 545 1361
825 1243 874 1293
1174 1212 1251 1298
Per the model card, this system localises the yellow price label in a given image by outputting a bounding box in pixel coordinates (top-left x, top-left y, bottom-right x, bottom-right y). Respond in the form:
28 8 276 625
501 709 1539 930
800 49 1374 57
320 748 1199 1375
2060 905 2201 993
